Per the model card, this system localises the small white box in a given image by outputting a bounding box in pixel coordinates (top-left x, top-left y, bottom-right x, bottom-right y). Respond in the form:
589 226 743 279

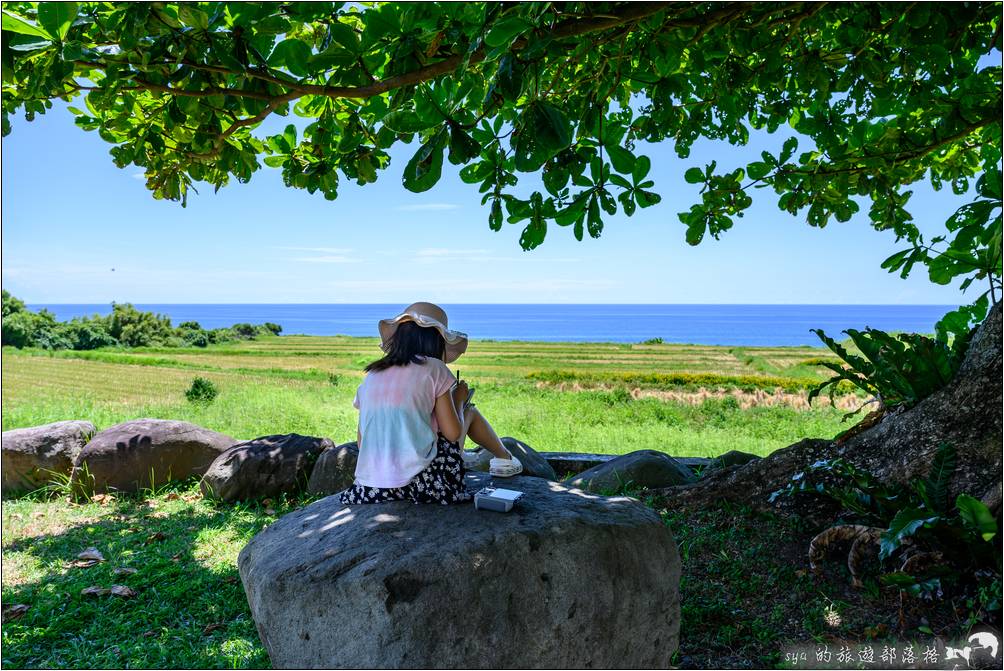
474 487 524 513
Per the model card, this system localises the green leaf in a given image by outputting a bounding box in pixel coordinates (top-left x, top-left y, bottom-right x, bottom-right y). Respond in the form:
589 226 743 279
268 38 312 77
459 160 494 184
631 156 651 184
382 109 438 134
489 199 503 232
402 132 446 193
684 167 705 184
587 195 602 238
484 16 530 48
60 40 82 61
178 4 210 30
880 508 939 560
2 10 51 38
746 161 770 180
448 126 482 165
605 144 636 174
326 21 359 53
264 155 288 168
37 2 77 40
533 103 572 154
957 494 998 541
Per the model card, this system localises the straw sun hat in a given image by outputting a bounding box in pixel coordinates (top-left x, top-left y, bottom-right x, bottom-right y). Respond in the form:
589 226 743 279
378 302 469 363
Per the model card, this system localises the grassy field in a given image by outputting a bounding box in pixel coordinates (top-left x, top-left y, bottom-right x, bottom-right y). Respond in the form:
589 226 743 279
3 335 980 669
1 335 857 457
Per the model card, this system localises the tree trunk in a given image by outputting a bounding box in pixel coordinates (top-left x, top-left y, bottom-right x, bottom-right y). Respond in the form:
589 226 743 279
658 303 1003 511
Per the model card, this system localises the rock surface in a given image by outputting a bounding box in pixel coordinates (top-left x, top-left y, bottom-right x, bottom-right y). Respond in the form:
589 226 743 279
201 434 333 502
565 449 697 492
704 450 760 473
659 302 1003 510
238 473 680 669
71 419 234 494
306 441 359 495
1 420 96 498
463 436 557 480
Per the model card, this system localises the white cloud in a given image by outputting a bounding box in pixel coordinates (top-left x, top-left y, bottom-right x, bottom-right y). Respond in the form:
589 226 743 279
277 246 354 254
291 255 360 264
416 248 490 257
395 203 461 212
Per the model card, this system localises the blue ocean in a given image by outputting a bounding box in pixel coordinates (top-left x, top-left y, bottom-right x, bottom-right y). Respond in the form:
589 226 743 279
28 304 954 347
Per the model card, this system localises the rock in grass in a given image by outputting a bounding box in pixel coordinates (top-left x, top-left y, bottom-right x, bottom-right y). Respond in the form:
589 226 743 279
704 450 760 473
238 473 680 668
1 421 96 498
564 449 696 493
305 441 359 495
465 437 556 480
71 419 234 495
201 434 333 502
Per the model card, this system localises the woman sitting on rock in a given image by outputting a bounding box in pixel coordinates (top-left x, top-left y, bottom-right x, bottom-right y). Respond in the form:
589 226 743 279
340 302 522 505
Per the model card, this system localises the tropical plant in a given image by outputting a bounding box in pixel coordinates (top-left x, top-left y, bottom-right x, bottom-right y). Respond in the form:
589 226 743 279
2 2 1000 327
807 325 973 415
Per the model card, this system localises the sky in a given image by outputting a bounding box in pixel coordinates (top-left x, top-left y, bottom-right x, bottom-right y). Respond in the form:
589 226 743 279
0 98 975 305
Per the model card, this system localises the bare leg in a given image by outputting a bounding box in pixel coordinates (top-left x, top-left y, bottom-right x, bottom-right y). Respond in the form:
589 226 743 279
460 406 510 459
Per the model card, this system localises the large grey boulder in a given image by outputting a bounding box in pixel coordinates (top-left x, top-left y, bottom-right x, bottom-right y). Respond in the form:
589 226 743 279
464 437 557 480
306 441 359 495
201 434 333 502
1 420 96 498
238 473 680 669
565 449 696 493
71 419 234 494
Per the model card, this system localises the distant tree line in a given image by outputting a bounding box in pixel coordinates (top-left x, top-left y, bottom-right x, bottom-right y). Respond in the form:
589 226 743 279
1 291 281 350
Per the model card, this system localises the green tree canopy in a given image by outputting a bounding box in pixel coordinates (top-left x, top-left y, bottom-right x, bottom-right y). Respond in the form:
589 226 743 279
3 2 1001 320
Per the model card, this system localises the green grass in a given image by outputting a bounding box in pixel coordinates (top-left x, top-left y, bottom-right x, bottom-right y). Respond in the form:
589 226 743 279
1 335 872 668
2 336 853 456
1 481 286 669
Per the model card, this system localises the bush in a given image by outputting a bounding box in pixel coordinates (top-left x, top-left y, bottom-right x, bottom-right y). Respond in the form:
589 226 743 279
180 329 210 347
107 303 174 346
2 289 26 317
1 311 36 347
640 337 664 345
185 377 218 405
231 323 259 339
260 322 282 336
58 319 117 350
0 293 284 351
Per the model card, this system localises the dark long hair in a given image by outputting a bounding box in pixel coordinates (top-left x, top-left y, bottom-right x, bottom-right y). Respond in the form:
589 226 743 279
365 321 446 373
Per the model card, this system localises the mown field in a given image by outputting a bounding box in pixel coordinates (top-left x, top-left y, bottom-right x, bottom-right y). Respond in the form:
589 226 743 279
1 335 857 457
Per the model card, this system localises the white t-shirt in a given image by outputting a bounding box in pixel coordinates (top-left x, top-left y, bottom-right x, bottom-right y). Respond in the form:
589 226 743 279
352 356 457 488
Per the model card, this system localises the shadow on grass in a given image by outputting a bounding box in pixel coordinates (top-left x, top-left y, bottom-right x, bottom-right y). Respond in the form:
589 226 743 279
0 480 310 669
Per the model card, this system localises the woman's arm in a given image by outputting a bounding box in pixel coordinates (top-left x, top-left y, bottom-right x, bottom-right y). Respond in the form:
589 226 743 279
434 380 468 443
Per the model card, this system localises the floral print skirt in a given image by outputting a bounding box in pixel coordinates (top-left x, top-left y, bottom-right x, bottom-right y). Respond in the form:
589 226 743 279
339 434 474 505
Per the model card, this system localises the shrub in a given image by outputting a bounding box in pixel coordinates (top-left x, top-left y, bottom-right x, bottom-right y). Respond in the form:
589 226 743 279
185 377 218 405
809 326 972 414
640 337 664 345
107 303 174 346
231 323 259 339
2 289 26 317
178 321 203 330
180 329 210 347
58 319 117 350
260 322 282 336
